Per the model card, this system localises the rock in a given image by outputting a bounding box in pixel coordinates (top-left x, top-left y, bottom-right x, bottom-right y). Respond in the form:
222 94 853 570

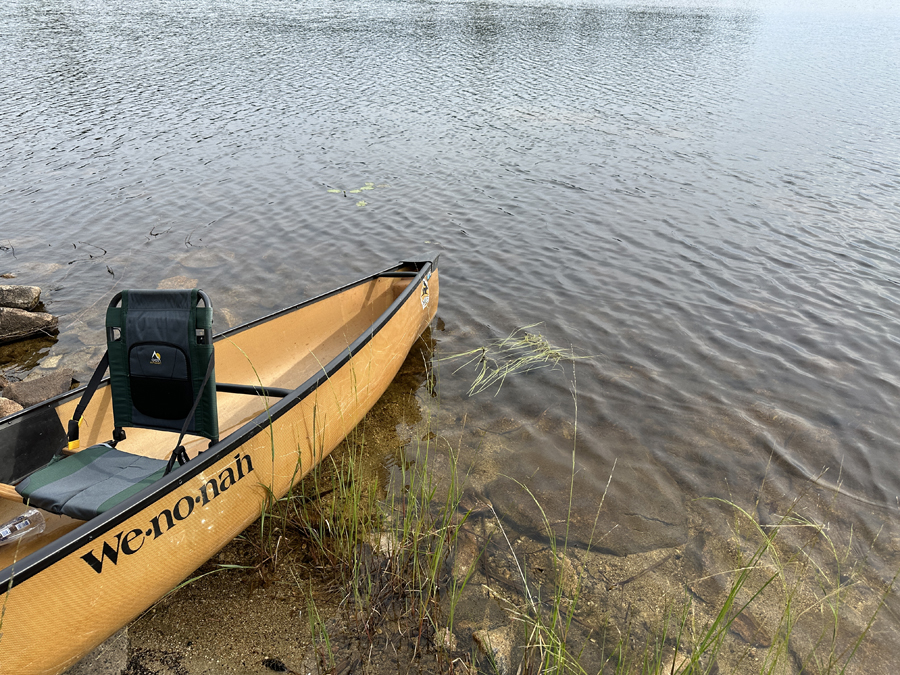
434 627 458 652
472 625 515 675
730 611 771 647
484 469 688 556
3 369 74 408
218 307 239 328
368 530 401 556
555 553 581 597
660 649 692 673
452 527 482 581
178 248 235 269
0 285 41 311
0 372 8 389
57 347 106 382
452 505 497 582
294 650 320 675
0 397 23 417
157 276 198 290
0 307 58 344
39 354 63 370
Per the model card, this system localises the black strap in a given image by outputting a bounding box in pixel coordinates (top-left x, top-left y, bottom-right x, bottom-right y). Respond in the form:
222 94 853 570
164 446 190 476
66 351 110 452
164 353 216 476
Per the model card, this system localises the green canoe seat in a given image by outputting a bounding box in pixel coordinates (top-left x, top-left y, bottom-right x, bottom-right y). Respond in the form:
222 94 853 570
16 444 167 522
16 289 218 521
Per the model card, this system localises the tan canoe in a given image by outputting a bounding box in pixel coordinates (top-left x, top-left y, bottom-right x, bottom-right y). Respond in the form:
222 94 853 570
0 257 439 674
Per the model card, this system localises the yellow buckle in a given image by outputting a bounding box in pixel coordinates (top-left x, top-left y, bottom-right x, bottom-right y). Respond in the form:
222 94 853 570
67 416 84 450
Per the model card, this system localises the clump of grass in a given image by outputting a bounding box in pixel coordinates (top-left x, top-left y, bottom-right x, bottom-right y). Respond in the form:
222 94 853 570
440 324 592 396
251 400 479 672
271 423 381 589
307 594 336 671
377 428 475 653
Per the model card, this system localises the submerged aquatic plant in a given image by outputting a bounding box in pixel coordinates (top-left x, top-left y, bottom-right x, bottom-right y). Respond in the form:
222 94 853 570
440 323 592 396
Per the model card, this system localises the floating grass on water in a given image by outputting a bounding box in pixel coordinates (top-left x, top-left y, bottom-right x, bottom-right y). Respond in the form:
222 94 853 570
326 182 389 196
441 323 592 396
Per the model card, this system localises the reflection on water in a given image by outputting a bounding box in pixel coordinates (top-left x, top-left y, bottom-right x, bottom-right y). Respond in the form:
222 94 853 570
2 0 900 664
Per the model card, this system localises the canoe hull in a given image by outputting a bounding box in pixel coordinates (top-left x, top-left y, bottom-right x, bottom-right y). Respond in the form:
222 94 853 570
0 259 438 674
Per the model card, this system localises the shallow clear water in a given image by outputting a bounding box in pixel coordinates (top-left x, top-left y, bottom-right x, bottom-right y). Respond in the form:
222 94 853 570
3 0 900 651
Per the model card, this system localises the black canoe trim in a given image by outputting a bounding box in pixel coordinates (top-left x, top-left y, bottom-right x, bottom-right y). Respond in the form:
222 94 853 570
215 383 292 398
0 256 437 594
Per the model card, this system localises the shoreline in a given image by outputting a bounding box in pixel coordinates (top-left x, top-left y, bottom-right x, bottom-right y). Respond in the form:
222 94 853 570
63 327 898 675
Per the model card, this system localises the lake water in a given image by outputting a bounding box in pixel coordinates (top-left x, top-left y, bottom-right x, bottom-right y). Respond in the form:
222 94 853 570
2 0 900 668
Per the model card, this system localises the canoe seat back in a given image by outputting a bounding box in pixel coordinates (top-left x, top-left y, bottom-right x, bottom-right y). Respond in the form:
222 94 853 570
105 289 218 442
16 289 218 520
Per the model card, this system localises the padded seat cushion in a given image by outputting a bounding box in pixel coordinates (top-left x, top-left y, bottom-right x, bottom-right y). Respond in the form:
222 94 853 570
16 444 166 521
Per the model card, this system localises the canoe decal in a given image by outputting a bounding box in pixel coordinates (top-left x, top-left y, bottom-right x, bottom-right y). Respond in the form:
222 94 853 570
81 452 254 574
421 274 431 309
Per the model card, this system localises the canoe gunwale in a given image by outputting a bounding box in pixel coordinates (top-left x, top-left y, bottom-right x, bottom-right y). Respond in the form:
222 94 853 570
0 256 438 594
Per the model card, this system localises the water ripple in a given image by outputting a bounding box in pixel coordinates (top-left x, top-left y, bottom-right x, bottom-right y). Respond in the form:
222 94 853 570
2 0 900 590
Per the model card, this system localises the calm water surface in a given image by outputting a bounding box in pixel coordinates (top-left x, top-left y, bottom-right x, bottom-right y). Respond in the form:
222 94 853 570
3 0 900 656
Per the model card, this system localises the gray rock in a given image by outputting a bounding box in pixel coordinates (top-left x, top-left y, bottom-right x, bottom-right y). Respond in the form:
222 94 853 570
157 276 198 290
3 369 74 408
178 248 235 269
484 467 689 556
434 627 458 652
0 285 41 311
473 625 515 675
0 397 23 417
0 307 58 344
